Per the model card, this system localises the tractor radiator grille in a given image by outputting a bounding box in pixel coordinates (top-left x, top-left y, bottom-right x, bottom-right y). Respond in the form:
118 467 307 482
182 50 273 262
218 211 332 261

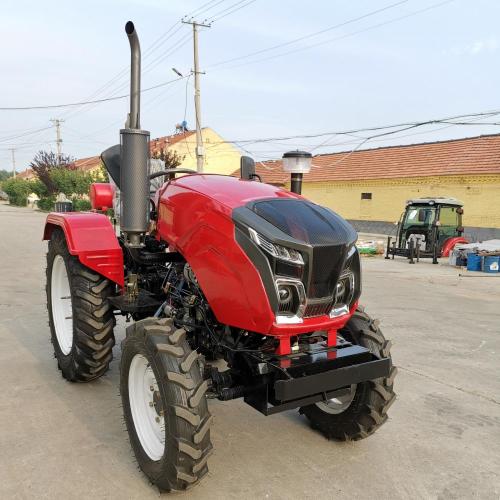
304 301 333 318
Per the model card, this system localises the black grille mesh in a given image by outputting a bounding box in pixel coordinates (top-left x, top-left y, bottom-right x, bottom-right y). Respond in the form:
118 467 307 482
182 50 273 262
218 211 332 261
304 301 332 318
309 244 345 299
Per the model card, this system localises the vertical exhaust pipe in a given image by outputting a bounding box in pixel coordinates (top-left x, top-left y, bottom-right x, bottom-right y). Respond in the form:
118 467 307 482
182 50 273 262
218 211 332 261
125 21 141 129
120 21 150 247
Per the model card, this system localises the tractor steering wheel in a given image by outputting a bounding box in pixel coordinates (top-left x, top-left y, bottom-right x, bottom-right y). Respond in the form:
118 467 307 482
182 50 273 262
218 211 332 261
149 168 197 180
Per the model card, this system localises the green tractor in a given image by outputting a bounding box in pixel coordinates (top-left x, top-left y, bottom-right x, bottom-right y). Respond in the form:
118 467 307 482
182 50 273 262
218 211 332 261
385 197 468 264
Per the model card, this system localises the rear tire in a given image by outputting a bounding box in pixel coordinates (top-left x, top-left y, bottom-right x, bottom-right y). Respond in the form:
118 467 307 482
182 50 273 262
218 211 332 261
120 317 213 492
46 229 116 382
300 308 397 440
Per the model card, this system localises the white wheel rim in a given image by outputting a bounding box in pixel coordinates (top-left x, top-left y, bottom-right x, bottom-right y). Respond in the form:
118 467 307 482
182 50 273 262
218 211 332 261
51 255 73 355
128 354 165 461
316 384 357 415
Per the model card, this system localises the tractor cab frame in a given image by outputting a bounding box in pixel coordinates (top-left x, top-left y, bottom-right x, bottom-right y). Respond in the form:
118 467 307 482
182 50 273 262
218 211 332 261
385 197 467 264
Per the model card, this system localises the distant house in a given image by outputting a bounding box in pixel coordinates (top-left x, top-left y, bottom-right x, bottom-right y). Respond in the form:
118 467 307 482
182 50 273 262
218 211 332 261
232 134 500 233
16 168 36 180
150 127 240 175
64 127 240 178
71 156 102 174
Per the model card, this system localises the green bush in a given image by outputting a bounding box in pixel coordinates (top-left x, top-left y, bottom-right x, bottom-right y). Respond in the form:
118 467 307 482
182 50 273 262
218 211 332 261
38 196 56 212
50 168 94 196
2 177 33 206
71 198 92 212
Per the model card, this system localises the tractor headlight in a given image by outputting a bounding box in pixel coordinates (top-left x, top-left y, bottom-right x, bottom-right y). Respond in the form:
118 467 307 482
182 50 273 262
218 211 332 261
248 228 304 265
274 277 306 324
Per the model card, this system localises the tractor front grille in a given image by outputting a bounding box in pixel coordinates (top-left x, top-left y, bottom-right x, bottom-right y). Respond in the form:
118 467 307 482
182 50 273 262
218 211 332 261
304 300 333 318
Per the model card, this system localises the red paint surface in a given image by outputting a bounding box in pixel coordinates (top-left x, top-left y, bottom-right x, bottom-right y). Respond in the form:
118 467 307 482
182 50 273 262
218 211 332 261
441 236 469 257
43 212 124 287
157 174 355 339
90 183 115 212
327 328 337 347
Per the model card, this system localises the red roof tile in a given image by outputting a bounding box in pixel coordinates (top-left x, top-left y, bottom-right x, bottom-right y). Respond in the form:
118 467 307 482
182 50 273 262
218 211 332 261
149 131 196 154
72 156 101 172
232 134 500 184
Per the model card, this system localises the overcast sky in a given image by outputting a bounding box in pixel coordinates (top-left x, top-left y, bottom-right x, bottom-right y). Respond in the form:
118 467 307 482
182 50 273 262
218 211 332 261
1 0 500 170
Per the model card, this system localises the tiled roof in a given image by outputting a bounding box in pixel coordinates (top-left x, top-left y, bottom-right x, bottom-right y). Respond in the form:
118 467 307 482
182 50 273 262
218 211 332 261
71 156 101 172
150 131 196 154
232 134 500 184
16 168 35 179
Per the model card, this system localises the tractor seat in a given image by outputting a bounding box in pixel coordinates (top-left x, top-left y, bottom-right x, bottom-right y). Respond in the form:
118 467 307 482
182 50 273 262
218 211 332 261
101 144 121 189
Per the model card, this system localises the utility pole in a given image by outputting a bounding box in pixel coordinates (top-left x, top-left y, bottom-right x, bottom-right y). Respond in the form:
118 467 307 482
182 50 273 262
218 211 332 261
50 118 65 163
182 19 210 173
9 148 16 177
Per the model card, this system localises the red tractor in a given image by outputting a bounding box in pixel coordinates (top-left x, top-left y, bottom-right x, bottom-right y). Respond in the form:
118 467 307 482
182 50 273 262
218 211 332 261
44 22 396 492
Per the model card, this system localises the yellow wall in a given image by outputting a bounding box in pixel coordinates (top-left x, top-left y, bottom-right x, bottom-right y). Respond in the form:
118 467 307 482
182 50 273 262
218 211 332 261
168 127 241 176
297 174 500 228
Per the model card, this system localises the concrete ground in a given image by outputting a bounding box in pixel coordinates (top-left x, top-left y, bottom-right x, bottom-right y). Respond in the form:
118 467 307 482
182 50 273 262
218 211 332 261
0 203 499 500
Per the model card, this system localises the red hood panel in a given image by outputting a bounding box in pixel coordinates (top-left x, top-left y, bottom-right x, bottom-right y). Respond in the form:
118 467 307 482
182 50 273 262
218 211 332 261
170 174 299 209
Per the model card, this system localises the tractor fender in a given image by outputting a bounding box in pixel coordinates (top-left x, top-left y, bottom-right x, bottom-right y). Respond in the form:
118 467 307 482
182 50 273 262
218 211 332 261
43 212 124 287
441 236 469 257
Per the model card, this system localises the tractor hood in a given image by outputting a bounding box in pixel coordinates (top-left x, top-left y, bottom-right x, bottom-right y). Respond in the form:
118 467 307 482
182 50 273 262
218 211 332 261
157 173 360 329
166 174 300 210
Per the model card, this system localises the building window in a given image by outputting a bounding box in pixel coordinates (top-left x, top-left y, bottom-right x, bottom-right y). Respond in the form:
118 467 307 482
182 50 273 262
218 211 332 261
361 192 372 200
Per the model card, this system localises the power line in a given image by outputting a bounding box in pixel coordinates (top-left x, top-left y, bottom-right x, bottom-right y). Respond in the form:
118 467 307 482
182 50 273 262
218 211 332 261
209 0 257 23
0 76 188 111
208 0 408 68
209 0 455 71
0 125 54 144
202 109 500 147
185 0 227 20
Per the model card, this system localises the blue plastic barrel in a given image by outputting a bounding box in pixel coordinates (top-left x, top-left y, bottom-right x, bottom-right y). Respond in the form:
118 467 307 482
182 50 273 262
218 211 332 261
482 256 500 273
467 253 482 271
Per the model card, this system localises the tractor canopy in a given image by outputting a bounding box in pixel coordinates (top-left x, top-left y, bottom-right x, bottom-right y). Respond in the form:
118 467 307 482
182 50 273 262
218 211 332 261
395 197 465 257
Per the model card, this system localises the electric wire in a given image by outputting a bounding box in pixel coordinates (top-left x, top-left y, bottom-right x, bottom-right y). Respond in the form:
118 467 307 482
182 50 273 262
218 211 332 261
208 0 257 23
209 0 455 71
207 0 408 68
0 76 189 111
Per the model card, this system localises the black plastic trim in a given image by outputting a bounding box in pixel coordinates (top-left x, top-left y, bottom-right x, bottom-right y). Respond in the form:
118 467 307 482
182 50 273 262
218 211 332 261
274 356 391 402
234 226 279 312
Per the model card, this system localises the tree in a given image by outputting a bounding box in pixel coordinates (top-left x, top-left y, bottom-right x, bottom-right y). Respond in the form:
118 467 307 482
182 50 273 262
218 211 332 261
2 177 33 206
30 150 74 195
0 169 12 183
152 149 184 169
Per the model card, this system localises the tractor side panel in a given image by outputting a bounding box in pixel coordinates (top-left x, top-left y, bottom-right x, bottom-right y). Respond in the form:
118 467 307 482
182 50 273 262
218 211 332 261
157 184 275 333
43 212 124 287
441 236 469 257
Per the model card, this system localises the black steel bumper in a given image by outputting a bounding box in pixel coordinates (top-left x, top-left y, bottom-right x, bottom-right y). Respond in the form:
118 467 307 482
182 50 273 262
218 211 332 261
244 343 391 415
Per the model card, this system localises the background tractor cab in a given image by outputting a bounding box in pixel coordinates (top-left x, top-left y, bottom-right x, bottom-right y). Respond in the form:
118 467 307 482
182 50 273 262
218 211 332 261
385 197 468 264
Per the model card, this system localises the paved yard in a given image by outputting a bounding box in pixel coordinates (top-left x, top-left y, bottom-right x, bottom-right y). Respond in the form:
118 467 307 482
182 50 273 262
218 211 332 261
0 203 499 499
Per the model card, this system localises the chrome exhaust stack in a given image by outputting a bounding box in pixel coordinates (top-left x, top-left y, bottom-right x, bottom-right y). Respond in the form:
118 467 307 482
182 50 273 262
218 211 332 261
120 21 150 247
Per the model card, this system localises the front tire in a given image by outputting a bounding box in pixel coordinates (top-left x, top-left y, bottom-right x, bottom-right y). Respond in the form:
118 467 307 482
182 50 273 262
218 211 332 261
120 318 213 492
46 230 116 382
300 308 397 440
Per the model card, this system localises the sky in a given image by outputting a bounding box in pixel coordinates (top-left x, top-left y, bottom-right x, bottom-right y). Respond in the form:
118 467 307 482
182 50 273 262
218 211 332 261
1 0 500 171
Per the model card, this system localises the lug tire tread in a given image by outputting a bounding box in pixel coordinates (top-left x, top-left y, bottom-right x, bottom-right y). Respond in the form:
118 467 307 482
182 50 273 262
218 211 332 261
300 308 396 441
120 318 212 492
46 229 115 382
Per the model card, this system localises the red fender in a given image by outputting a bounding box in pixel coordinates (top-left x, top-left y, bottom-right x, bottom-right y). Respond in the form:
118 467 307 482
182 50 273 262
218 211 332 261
441 236 469 257
43 212 124 287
